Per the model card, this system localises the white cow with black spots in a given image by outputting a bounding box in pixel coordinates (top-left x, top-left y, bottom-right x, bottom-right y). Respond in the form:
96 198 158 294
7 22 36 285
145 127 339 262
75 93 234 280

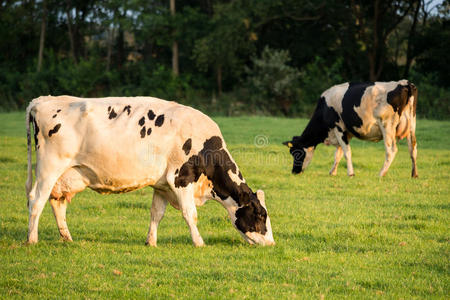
284 80 418 177
26 96 274 246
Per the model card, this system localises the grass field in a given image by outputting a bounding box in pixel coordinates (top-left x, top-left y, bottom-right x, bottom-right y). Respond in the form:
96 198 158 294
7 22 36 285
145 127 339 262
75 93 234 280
0 112 449 299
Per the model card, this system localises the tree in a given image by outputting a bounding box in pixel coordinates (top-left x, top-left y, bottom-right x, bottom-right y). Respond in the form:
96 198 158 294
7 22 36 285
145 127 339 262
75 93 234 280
193 1 256 96
246 46 300 115
349 0 417 81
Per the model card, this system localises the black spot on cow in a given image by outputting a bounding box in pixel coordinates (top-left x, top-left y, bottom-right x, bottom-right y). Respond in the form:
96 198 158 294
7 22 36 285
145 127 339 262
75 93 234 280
387 83 414 116
57 109 61 113
140 126 146 138
342 133 349 144
52 114 57 118
147 127 152 136
238 171 243 180
48 123 61 137
155 114 164 127
174 136 267 234
108 108 117 119
182 138 192 155
174 136 237 196
123 105 131 115
294 97 340 148
30 115 39 148
336 126 349 144
108 106 111 112
138 116 145 126
147 110 156 120
235 200 267 235
341 82 374 137
175 169 179 175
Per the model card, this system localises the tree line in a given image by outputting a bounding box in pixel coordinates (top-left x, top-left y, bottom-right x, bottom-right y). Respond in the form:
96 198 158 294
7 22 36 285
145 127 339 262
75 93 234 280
0 0 448 118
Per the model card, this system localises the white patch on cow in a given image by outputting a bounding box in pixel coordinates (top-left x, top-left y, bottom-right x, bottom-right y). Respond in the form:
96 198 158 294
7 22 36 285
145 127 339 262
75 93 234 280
220 197 238 224
323 82 349 114
302 147 315 171
227 169 244 185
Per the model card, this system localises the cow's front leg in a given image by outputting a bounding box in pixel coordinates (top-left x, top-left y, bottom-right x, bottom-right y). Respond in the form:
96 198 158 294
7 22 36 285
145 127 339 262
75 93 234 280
329 146 343 176
49 197 73 241
146 191 168 247
378 120 398 177
176 188 204 247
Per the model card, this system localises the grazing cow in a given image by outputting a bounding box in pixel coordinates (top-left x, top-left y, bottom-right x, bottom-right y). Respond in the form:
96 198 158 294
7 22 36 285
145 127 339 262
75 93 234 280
283 80 418 177
26 96 274 246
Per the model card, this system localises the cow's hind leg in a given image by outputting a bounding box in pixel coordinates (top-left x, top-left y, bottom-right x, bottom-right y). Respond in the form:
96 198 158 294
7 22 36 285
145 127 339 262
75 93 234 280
378 120 398 177
175 187 204 247
407 117 418 178
329 146 343 176
49 198 72 241
146 190 168 247
49 168 88 241
28 167 68 244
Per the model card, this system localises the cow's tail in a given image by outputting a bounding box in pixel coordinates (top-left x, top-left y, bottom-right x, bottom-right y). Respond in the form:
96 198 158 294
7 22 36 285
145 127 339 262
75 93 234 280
25 102 34 207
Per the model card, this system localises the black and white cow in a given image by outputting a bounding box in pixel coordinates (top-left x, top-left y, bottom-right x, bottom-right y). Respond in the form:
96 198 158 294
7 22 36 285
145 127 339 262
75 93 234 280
283 80 418 177
26 96 274 246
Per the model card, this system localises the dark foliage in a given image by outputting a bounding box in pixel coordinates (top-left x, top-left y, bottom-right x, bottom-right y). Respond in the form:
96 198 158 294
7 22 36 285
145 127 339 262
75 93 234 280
0 0 448 118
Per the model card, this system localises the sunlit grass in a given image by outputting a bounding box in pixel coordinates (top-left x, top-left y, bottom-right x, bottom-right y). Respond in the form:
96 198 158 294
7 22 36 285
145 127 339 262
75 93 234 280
0 113 449 298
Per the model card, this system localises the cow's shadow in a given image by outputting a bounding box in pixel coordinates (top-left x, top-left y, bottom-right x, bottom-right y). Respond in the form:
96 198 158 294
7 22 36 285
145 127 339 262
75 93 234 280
101 234 241 247
2 225 242 247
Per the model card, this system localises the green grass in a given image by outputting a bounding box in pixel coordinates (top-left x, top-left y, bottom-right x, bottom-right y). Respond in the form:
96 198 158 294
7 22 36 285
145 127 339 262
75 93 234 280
1 112 449 299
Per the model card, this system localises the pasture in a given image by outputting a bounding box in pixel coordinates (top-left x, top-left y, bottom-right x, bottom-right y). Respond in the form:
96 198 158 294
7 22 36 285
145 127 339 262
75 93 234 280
0 112 449 299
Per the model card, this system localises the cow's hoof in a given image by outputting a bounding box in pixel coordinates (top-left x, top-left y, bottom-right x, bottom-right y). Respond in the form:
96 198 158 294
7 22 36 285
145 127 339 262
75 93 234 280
60 232 73 242
26 239 38 245
145 241 157 247
348 174 355 177
193 240 205 247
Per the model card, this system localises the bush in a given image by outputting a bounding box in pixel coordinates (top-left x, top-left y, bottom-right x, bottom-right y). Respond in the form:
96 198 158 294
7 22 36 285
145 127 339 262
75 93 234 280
296 56 344 116
245 46 301 116
409 69 450 119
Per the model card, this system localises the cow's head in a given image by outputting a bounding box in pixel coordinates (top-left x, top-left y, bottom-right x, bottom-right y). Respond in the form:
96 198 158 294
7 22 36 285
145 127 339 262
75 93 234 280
222 189 274 246
283 138 315 174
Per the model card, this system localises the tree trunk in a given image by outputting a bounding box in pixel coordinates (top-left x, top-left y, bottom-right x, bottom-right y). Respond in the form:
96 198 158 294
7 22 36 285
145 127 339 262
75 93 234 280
369 0 380 82
217 65 222 97
65 0 76 62
106 26 115 72
37 0 47 72
117 27 125 68
170 0 179 76
404 1 421 79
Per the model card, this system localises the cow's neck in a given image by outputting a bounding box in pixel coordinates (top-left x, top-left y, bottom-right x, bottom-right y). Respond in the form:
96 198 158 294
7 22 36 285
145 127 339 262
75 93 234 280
298 113 329 148
212 178 253 207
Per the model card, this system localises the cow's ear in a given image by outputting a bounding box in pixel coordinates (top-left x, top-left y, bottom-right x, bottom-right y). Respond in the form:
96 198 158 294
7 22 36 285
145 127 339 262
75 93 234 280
282 141 293 148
